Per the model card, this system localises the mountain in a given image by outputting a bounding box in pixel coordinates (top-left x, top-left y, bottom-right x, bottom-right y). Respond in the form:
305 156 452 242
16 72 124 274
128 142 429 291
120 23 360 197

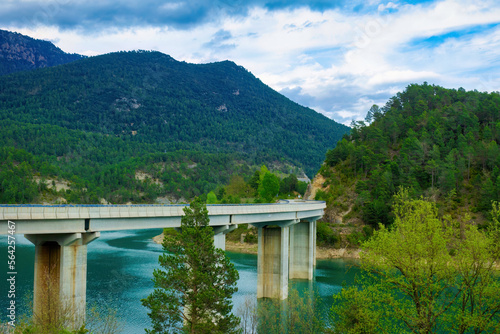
0 29 84 76
0 49 349 204
313 83 500 247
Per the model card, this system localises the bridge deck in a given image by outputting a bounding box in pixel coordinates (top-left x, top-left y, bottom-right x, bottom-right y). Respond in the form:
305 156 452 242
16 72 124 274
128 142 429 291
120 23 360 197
0 200 325 234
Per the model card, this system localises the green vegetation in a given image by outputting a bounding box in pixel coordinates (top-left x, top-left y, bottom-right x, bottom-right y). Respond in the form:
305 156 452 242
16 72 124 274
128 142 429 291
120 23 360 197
0 50 348 204
317 83 500 247
0 145 257 204
142 198 240 334
11 308 120 334
331 191 500 333
236 290 327 334
258 172 280 202
316 221 340 246
210 165 309 244
8 269 121 334
208 165 308 205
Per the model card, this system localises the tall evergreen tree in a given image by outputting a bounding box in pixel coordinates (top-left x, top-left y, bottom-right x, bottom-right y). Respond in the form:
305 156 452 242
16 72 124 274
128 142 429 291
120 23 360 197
141 198 240 334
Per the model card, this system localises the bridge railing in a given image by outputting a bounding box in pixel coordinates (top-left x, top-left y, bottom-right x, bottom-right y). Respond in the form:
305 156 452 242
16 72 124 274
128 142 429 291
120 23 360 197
0 200 326 221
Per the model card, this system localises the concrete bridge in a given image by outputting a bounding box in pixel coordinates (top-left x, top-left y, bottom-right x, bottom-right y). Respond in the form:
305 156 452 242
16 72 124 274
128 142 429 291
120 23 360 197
0 200 325 327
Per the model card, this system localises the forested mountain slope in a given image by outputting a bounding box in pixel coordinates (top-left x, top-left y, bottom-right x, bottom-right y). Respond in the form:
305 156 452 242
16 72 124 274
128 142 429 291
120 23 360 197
0 49 348 204
316 83 500 239
0 29 84 75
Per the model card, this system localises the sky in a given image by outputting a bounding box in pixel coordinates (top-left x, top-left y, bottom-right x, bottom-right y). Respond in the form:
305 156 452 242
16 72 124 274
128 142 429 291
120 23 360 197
1 0 500 125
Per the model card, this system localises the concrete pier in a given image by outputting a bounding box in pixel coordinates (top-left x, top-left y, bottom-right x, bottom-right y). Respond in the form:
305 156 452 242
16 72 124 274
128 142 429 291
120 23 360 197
26 232 99 329
256 221 296 300
312 220 317 267
212 225 236 250
289 220 315 280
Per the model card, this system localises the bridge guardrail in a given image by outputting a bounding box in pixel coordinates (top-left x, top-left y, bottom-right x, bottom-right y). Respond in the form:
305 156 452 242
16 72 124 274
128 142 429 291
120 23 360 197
0 201 326 222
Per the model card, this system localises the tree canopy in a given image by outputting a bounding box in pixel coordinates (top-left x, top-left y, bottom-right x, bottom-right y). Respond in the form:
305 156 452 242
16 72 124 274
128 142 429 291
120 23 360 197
141 198 240 334
211 165 308 204
331 191 500 333
320 83 500 228
0 49 349 204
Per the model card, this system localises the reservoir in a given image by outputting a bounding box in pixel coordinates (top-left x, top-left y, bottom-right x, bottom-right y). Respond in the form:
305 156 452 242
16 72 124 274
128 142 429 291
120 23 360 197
1 229 359 333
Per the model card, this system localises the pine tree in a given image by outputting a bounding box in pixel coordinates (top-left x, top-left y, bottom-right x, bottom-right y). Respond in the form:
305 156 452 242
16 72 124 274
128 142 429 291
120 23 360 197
141 198 240 334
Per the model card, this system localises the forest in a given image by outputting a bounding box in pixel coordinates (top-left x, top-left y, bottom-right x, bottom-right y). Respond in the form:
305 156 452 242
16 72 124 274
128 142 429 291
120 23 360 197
316 83 500 246
0 50 348 204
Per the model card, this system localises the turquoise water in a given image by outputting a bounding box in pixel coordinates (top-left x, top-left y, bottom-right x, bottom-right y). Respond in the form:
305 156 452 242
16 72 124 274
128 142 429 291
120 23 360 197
1 229 359 333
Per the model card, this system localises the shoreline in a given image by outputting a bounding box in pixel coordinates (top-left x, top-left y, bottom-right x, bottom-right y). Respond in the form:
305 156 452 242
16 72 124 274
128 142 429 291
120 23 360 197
153 234 361 260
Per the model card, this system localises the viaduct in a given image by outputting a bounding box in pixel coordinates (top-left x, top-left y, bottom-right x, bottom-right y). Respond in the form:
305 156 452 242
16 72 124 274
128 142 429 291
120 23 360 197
0 200 325 327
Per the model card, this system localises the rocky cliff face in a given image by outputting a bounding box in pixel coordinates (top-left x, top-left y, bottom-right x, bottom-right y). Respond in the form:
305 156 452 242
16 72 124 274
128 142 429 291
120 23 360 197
0 29 84 75
304 173 326 200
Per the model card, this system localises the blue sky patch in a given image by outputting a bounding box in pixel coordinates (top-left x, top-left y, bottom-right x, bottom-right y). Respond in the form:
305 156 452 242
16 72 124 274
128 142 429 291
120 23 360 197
408 23 500 49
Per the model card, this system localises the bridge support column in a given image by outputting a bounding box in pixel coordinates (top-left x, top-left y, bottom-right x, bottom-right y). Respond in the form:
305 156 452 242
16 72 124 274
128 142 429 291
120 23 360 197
313 220 317 267
213 233 225 250
212 225 237 251
255 220 297 300
25 232 100 329
289 220 315 280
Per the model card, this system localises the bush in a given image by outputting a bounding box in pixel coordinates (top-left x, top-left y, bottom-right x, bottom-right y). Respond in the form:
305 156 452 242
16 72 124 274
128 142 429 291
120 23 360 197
257 290 327 333
346 231 364 246
361 199 393 228
332 201 348 212
244 232 257 244
362 225 374 239
297 181 308 196
163 228 178 236
314 190 328 201
316 221 339 246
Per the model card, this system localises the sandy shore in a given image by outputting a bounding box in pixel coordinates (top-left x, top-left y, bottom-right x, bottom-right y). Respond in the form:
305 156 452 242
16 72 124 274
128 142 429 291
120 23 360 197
152 233 164 244
153 234 360 260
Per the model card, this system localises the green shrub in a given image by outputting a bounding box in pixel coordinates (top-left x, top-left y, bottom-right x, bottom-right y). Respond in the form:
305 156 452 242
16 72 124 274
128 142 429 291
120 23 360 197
362 199 393 228
244 233 257 244
314 190 328 201
362 225 374 239
346 231 364 246
163 228 178 236
316 221 339 246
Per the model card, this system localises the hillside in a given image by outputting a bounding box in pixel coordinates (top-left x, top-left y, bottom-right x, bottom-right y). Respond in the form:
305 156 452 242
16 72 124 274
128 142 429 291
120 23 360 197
314 83 500 247
0 29 84 75
0 48 348 204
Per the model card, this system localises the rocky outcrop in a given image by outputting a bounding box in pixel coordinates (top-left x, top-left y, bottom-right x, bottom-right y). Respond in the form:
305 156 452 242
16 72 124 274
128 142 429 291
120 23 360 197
0 29 84 75
304 173 327 200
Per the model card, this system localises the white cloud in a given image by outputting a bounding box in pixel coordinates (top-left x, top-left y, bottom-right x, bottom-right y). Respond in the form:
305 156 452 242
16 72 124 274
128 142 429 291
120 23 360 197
3 0 500 125
367 70 440 86
378 2 398 12
159 2 184 11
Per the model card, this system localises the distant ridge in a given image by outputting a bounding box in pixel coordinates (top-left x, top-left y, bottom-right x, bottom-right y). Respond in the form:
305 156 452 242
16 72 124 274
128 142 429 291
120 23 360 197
0 49 349 177
0 37 349 204
0 29 84 75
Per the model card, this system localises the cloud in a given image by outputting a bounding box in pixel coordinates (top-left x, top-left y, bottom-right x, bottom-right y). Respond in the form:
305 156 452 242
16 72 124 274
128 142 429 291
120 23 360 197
203 29 236 51
279 86 317 107
0 0 361 33
2 0 500 128
367 70 440 86
0 0 214 31
378 2 399 13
